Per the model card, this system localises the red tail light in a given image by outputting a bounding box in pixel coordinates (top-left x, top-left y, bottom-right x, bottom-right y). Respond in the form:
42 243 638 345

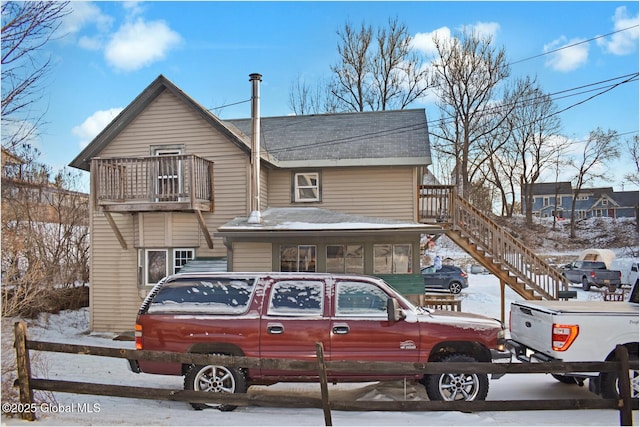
552 323 579 351
135 323 143 350
590 271 595 278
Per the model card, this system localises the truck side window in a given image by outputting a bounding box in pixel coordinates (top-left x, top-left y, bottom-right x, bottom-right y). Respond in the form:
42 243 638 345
267 280 324 316
148 278 254 314
335 281 388 318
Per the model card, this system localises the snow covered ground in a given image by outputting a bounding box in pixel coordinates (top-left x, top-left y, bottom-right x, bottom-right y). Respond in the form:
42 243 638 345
2 272 637 426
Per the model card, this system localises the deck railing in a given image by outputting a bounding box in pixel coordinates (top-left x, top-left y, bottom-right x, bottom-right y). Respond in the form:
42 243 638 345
91 155 214 211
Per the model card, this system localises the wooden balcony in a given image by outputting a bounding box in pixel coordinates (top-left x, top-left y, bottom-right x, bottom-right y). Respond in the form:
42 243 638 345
91 155 214 213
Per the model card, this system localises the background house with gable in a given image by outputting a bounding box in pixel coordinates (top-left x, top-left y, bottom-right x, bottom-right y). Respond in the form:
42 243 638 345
69 74 437 332
523 182 639 220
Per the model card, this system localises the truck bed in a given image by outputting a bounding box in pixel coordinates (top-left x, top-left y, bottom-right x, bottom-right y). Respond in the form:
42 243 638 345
512 300 639 315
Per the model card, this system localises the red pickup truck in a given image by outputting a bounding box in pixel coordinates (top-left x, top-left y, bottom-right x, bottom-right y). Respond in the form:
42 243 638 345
130 272 509 411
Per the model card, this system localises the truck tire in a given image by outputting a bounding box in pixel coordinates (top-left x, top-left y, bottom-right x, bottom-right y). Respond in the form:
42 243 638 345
424 353 489 401
184 358 247 411
581 277 591 291
600 351 639 401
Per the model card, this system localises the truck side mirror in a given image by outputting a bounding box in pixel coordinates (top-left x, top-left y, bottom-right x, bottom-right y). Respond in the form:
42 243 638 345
387 298 405 323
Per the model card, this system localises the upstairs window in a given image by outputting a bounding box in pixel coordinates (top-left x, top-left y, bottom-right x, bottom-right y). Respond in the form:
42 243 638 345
293 172 320 202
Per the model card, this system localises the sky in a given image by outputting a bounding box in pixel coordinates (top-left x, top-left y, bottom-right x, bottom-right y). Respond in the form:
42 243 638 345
11 1 640 191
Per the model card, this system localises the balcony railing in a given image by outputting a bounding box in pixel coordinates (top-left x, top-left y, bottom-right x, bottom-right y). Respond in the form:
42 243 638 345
91 155 214 212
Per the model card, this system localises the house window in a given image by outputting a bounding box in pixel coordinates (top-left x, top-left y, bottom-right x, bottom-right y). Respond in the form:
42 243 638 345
326 245 364 274
543 197 549 206
602 199 608 205
556 196 562 205
140 248 195 286
280 245 316 272
173 248 195 274
373 244 412 274
145 249 168 285
293 172 320 202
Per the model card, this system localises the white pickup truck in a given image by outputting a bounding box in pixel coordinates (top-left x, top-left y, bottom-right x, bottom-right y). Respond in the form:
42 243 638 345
506 283 639 400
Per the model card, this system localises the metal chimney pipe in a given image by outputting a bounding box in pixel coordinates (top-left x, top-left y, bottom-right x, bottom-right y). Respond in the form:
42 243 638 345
247 73 262 224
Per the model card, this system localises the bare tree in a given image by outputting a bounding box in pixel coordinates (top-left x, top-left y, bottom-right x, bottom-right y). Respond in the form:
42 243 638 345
290 18 430 114
368 18 430 110
503 77 563 225
1 1 70 152
288 75 338 115
568 128 621 238
430 28 510 200
329 21 373 112
1 161 89 317
622 135 639 188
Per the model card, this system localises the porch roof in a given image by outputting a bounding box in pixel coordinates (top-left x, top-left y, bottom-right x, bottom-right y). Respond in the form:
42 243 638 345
215 207 440 237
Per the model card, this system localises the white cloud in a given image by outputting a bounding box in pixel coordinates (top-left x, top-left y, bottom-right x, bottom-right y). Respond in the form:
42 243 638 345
543 36 589 72
59 2 113 37
411 27 452 57
597 6 639 55
72 108 123 148
467 22 500 39
411 22 499 57
104 18 182 72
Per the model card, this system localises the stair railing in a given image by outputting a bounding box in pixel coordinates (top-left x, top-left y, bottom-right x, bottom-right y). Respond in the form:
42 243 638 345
451 195 568 300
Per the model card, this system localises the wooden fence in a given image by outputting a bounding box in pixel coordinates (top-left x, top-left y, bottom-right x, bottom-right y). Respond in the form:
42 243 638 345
12 321 637 426
423 293 462 311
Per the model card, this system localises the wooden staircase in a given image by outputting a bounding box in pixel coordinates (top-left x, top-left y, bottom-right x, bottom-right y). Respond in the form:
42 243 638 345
419 185 570 301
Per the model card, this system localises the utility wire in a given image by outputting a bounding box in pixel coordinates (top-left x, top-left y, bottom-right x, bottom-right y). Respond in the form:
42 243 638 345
509 24 639 66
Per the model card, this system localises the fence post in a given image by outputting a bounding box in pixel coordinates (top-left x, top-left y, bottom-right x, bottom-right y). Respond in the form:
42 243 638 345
315 342 332 426
14 321 35 421
615 345 632 426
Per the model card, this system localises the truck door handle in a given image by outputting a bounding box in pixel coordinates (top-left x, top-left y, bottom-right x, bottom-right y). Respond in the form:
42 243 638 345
332 324 350 334
267 323 284 334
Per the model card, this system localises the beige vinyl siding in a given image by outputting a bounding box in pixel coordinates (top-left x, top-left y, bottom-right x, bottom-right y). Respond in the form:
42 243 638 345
231 242 272 271
90 90 252 331
267 166 417 221
90 211 140 332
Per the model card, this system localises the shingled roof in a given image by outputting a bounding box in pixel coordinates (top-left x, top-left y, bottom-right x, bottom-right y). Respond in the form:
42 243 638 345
69 75 431 171
225 109 431 167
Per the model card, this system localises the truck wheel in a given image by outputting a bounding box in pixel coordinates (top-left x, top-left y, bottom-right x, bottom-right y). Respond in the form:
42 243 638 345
184 359 247 411
448 282 463 294
600 351 639 401
581 277 591 291
424 354 489 401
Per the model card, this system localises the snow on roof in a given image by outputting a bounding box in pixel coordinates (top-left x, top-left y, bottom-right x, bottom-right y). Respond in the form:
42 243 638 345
217 207 438 232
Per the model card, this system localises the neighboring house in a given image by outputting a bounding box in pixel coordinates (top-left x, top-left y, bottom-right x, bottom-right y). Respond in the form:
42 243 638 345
522 182 639 219
2 148 89 225
69 74 437 332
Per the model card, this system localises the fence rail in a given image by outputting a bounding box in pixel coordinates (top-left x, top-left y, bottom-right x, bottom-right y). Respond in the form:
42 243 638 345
13 321 637 426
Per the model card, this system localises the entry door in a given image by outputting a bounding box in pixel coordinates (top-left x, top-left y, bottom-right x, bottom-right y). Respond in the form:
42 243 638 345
154 149 182 201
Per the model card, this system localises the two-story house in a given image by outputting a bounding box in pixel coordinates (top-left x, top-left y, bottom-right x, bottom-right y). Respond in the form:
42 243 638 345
69 74 438 332
523 182 639 220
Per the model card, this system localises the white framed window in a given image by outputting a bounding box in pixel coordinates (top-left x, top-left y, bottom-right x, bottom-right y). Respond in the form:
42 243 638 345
145 249 168 285
280 245 317 272
373 244 413 274
326 244 364 274
293 172 320 202
173 248 195 274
